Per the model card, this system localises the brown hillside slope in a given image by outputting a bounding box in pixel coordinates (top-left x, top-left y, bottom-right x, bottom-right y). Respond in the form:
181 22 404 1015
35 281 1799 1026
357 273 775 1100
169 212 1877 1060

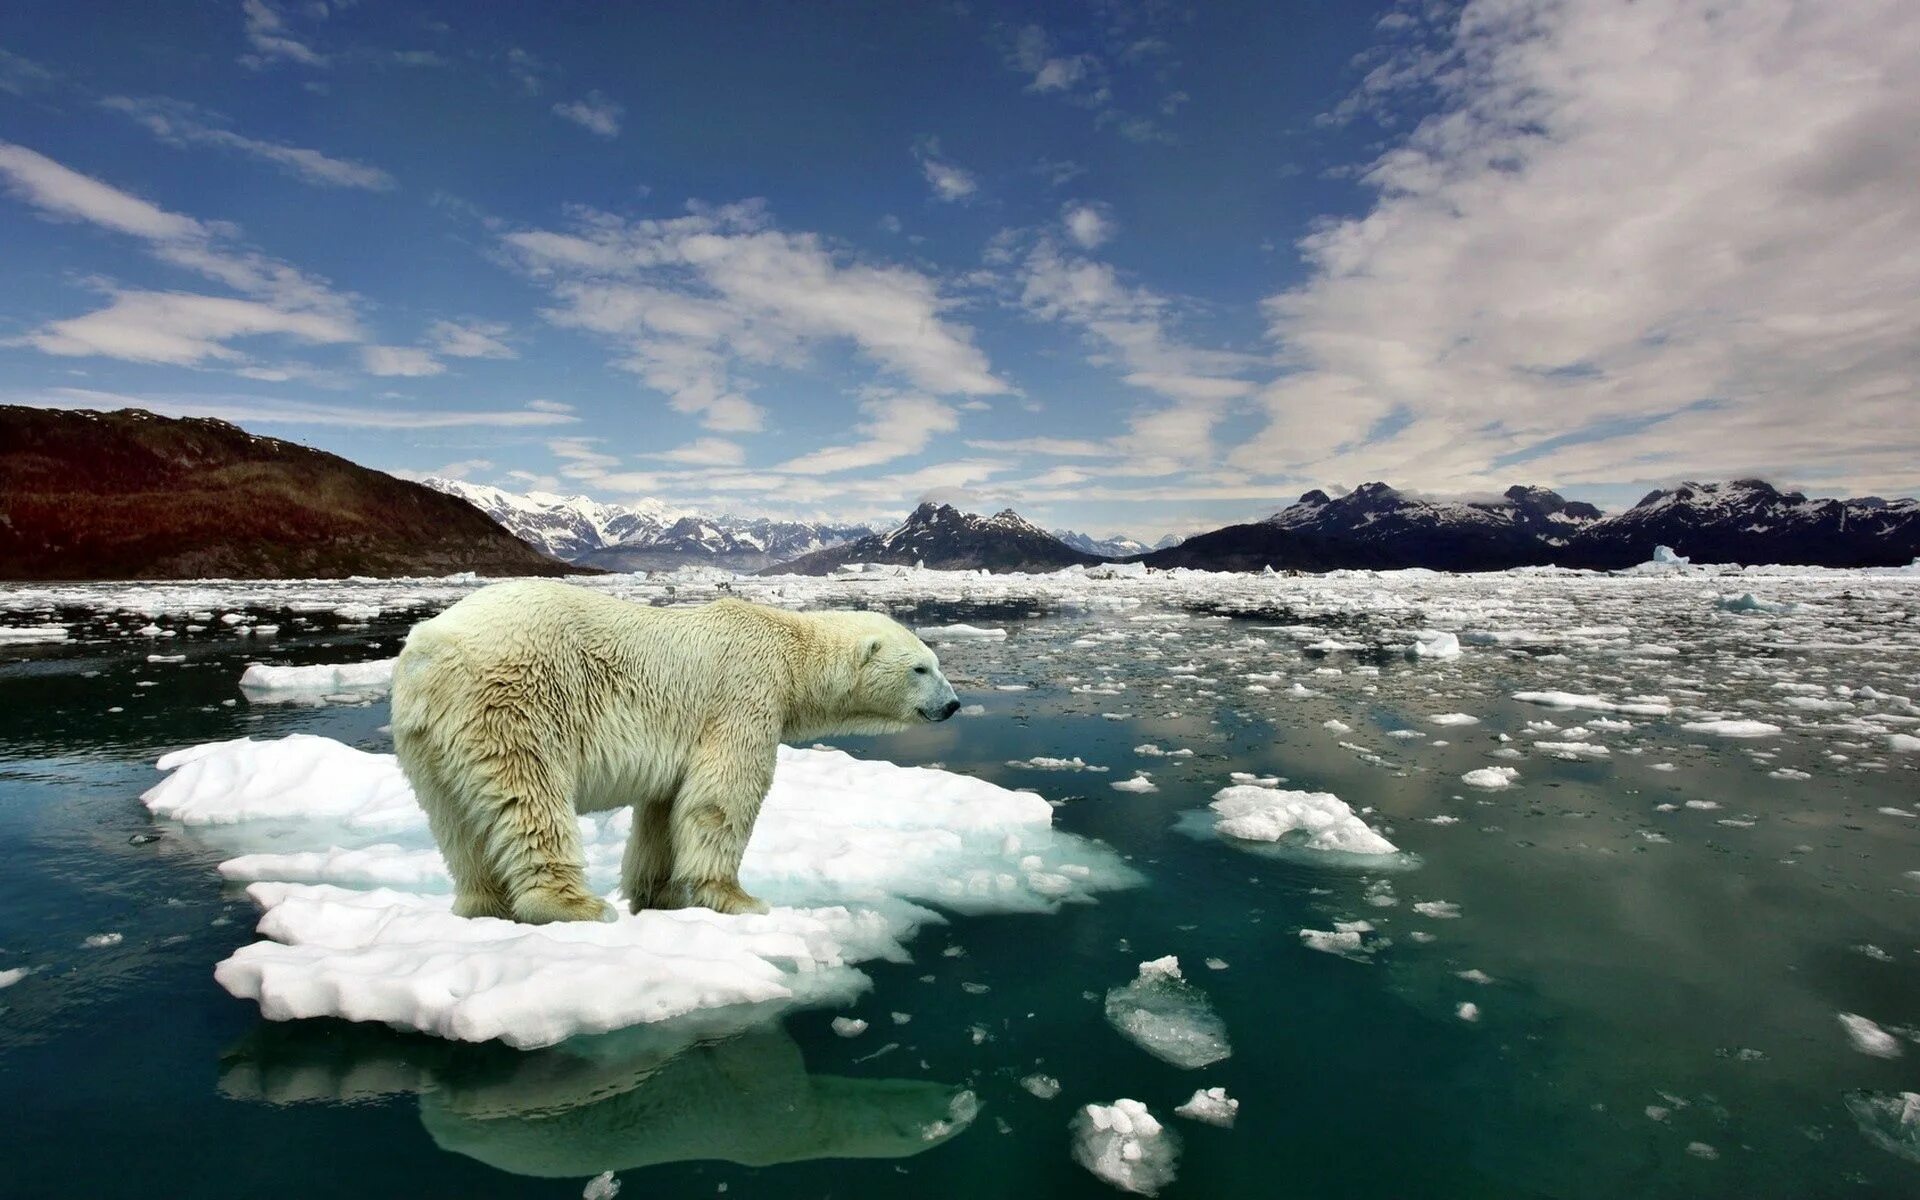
0 406 586 580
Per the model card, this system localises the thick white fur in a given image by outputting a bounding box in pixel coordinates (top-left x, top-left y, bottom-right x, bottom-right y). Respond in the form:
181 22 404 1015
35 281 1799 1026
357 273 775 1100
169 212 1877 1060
390 580 960 923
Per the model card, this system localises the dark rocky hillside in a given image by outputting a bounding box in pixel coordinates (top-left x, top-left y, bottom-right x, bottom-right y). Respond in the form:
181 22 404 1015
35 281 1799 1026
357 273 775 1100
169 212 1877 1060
0 406 584 580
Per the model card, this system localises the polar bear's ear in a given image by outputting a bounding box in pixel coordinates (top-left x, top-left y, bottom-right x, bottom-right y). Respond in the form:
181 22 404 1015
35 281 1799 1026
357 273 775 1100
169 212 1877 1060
859 635 882 665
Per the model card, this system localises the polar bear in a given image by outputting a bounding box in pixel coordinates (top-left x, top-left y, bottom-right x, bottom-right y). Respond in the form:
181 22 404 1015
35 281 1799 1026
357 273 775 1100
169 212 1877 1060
390 579 960 924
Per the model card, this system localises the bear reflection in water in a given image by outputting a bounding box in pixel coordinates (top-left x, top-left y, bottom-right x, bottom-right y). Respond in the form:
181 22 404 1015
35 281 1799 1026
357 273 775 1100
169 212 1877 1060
219 1011 977 1175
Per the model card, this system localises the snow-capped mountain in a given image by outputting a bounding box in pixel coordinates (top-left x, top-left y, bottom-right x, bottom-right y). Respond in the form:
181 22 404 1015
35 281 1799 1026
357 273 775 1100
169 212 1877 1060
1051 528 1150 558
774 502 1104 575
1148 478 1920 571
1563 479 1920 568
424 477 874 571
1149 482 1600 571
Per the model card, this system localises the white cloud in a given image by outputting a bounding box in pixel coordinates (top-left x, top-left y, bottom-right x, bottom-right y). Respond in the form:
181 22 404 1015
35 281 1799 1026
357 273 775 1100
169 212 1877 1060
102 97 392 190
505 199 1007 432
776 392 959 474
20 388 575 429
1019 237 1260 475
1063 202 1115 249
646 437 746 467
360 345 444 376
19 291 356 365
0 140 363 365
0 142 202 240
912 137 978 203
1239 0 1920 497
965 436 1115 458
552 92 624 137
240 0 327 69
425 319 516 359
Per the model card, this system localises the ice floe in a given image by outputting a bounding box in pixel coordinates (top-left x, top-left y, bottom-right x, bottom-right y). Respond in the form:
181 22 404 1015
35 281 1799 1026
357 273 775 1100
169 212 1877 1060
1174 1087 1238 1127
1072 1098 1178 1195
1204 785 1399 856
1839 1012 1903 1059
1462 766 1519 789
915 623 1007 643
239 658 396 700
143 734 1135 1048
1103 956 1231 1069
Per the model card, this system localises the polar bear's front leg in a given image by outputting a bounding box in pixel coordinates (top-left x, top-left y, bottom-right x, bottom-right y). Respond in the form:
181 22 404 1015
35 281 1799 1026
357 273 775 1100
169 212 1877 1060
664 732 776 916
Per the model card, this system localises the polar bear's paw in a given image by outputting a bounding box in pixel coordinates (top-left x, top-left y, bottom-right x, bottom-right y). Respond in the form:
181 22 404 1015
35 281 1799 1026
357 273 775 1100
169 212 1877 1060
511 887 617 925
689 880 772 917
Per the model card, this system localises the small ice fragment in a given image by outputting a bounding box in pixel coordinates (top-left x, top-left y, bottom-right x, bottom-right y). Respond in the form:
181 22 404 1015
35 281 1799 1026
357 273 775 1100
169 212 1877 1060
1462 766 1519 789
83 932 123 948
1174 1087 1238 1127
1204 958 1228 971
1022 1073 1062 1100
1646 1105 1670 1122
1456 1002 1480 1022
1680 719 1781 738
0 966 31 988
1414 901 1461 919
1104 957 1231 1069
1072 1099 1179 1195
831 1016 869 1038
917 624 1007 643
1686 1142 1718 1160
891 1011 912 1025
1409 630 1462 659
1456 968 1492 984
1430 713 1479 726
1840 1013 1903 1058
582 1170 620 1200
1844 1090 1920 1163
1112 773 1158 793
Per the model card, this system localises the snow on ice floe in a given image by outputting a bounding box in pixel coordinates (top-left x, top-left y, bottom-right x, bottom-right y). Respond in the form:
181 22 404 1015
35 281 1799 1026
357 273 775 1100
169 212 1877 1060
1679 718 1782 738
1072 1099 1179 1196
1839 1013 1904 1059
1174 1087 1238 1127
1203 785 1400 857
1462 766 1519 789
1513 691 1674 716
915 623 1007 643
238 658 396 700
1103 956 1231 1069
142 735 1136 1049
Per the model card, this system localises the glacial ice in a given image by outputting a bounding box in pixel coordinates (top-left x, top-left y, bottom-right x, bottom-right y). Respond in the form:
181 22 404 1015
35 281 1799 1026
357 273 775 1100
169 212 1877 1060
1072 1098 1179 1195
1206 785 1399 856
1103 956 1232 1069
143 735 1135 1048
1174 1087 1238 1127
239 658 396 698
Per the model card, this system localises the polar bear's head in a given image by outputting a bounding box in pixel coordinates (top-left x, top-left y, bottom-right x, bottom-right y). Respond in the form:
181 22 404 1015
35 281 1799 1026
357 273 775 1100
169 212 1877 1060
820 611 960 733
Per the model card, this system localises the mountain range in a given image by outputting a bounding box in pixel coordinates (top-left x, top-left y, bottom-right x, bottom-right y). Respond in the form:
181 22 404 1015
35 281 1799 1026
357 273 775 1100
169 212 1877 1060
1142 479 1920 572
774 503 1106 574
422 478 877 572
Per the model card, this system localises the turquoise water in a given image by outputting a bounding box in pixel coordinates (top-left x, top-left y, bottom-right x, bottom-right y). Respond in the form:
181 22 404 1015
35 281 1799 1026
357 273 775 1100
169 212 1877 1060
2 582 1918 1197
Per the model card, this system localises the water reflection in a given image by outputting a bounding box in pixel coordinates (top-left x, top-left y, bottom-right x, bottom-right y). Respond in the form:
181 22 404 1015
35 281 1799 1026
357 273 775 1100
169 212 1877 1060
220 1013 977 1177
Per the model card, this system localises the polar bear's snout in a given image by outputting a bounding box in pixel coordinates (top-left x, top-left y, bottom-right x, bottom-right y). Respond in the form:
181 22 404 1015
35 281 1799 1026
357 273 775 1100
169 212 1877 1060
917 671 961 722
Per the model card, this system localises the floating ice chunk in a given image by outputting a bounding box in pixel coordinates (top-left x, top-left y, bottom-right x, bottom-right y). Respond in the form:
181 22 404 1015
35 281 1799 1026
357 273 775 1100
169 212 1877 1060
1462 766 1519 789
1430 713 1480 726
239 658 396 698
1650 545 1690 566
1717 593 1797 615
583 1170 620 1200
1889 734 1920 753
0 624 70 644
1072 1099 1179 1196
1112 773 1158 793
1845 1090 1920 1164
1413 900 1461 919
1207 786 1398 856
1022 1074 1062 1100
1456 1002 1480 1022
1299 920 1382 961
1840 1013 1904 1058
146 735 1136 1048
0 966 32 988
1103 957 1231 1069
1174 1087 1238 1127
916 624 1007 643
1133 744 1193 758
1513 691 1673 716
1409 630 1462 659
1457 968 1492 984
1009 756 1109 772
831 1016 869 1038
84 932 123 948
1686 1142 1718 1160
1680 719 1782 738
1534 741 1611 760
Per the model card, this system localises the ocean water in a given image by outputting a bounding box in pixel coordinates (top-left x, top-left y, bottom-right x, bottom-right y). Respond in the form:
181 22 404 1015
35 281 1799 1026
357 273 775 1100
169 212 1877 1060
2 569 1918 1198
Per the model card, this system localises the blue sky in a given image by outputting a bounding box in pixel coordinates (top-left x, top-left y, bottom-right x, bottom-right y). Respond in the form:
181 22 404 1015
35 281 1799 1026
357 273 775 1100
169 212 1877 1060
3 1 1916 541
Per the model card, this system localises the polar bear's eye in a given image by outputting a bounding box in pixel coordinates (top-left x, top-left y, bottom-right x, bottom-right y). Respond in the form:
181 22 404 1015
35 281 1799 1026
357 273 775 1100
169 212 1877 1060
914 665 929 675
